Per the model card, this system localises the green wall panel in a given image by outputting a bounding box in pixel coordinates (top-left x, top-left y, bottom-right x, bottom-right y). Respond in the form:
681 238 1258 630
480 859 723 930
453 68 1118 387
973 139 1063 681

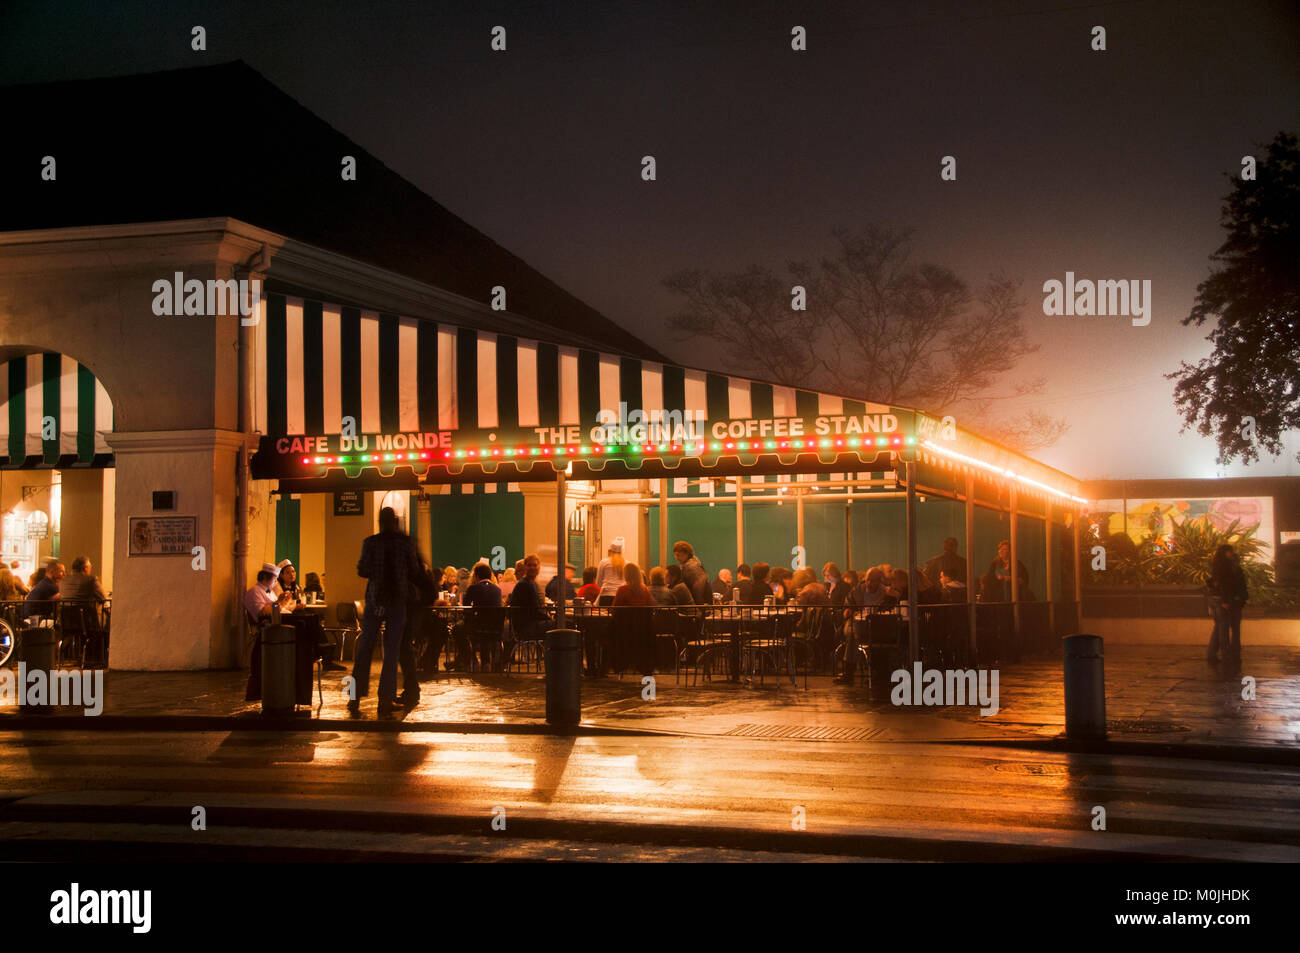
643 492 1052 590
275 497 300 570
429 489 524 569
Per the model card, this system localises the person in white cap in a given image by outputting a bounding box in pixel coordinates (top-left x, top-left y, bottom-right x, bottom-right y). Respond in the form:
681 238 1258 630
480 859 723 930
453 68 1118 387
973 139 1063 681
243 563 282 625
594 537 626 606
273 558 301 605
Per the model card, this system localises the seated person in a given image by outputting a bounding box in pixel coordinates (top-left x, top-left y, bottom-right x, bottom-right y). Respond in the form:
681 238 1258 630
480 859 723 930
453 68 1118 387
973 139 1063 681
849 568 888 609
790 568 818 596
794 580 830 606
462 561 504 609
507 554 550 641
768 567 793 604
985 540 1029 602
545 563 578 603
450 562 504 670
738 562 775 605
243 564 282 627
826 564 849 608
0 567 21 602
883 569 911 607
8 561 30 597
613 563 657 608
664 564 695 606
241 564 325 700
303 572 325 602
498 568 518 602
576 566 600 603
914 569 944 605
22 561 64 620
613 563 657 675
647 566 676 606
939 569 967 603
61 556 108 605
837 568 890 683
273 560 301 605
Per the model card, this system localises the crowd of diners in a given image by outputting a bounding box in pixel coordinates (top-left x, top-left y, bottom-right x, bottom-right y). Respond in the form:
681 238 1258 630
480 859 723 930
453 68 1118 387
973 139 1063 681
238 504 1041 714
408 535 1034 681
0 556 110 619
420 535 1034 616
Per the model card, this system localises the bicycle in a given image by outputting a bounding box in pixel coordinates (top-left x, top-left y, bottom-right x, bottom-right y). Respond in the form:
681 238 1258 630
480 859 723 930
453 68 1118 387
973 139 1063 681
0 616 15 667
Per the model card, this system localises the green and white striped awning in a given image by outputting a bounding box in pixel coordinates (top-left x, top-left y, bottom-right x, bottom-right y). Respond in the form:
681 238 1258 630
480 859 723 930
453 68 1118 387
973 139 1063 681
250 293 897 436
0 353 113 468
250 292 912 484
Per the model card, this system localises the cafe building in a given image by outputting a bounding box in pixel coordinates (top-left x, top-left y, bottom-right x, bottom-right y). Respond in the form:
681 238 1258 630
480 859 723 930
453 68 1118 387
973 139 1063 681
0 62 1087 671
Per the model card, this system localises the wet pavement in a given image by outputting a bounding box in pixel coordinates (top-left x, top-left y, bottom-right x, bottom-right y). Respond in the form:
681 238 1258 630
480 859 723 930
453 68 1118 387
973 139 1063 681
4 728 1298 861
3 643 1297 754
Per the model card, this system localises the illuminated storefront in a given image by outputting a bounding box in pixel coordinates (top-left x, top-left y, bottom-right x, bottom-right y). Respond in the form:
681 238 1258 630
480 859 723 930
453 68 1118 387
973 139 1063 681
1 61 1088 670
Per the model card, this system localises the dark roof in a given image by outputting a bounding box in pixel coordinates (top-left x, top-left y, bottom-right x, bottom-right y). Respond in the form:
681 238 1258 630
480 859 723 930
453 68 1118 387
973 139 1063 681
0 61 668 362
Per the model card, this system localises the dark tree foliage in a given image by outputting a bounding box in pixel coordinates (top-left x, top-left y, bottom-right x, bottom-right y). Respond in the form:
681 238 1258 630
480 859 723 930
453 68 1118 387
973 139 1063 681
664 226 1066 452
1170 132 1300 464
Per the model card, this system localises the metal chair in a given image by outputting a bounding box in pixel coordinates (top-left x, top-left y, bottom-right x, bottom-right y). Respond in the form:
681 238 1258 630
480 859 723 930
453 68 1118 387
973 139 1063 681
54 600 107 668
325 602 362 661
572 603 612 676
504 604 546 674
651 608 681 674
611 605 655 677
676 608 726 685
469 605 509 672
739 609 796 688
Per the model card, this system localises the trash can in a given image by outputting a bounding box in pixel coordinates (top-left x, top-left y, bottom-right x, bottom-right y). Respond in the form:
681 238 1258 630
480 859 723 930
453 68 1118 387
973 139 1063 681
261 623 297 714
20 624 57 711
1063 634 1105 739
545 628 582 726
19 623 56 672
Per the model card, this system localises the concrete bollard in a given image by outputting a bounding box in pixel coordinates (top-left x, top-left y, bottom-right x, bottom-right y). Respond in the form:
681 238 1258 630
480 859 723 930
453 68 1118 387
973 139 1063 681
1063 633 1106 739
261 624 297 714
545 628 582 726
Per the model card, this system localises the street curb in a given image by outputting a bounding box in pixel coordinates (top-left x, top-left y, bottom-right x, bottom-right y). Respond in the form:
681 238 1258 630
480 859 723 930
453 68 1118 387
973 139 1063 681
0 713 661 737
0 798 1267 863
942 736 1300 767
2 712 1296 766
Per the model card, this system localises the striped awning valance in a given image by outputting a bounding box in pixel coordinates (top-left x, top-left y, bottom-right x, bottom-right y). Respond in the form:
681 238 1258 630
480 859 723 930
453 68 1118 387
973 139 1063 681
252 293 897 437
0 353 113 468
250 293 911 483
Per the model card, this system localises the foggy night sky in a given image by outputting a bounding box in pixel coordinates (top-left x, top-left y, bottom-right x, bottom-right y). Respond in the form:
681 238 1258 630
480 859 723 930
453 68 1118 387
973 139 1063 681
2 0 1297 481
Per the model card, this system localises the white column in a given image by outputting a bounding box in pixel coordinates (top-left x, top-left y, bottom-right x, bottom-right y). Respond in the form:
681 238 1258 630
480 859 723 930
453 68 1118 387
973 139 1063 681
105 429 245 670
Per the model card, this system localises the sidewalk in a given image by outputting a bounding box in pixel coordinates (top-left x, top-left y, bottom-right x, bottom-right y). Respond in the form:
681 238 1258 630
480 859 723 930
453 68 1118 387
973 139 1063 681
2 644 1297 759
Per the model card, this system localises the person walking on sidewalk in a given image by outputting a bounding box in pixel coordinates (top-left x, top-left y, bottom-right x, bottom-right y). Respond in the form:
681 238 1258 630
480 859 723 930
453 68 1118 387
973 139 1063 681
1207 543 1248 664
348 506 421 717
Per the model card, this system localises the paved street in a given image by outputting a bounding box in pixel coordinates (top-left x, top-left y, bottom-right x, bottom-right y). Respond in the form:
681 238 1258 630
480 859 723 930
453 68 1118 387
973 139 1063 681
2 728 1298 861
4 644 1297 752
2 642 1297 861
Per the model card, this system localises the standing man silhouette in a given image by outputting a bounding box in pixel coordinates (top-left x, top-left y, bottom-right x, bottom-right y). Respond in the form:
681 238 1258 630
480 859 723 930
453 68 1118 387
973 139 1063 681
348 506 421 717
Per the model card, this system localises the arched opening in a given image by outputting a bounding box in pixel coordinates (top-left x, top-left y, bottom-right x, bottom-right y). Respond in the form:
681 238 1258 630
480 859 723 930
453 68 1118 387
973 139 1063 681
0 350 115 600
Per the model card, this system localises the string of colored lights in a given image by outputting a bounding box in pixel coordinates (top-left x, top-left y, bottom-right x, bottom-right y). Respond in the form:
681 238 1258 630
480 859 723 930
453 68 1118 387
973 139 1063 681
300 433 917 466
920 439 1086 503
